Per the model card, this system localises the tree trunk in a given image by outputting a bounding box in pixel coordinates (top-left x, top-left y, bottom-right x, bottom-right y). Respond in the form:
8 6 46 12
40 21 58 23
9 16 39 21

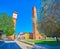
0 35 2 39
56 36 59 42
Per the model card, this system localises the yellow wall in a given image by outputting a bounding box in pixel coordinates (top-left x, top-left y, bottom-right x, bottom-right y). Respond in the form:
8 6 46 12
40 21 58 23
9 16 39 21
24 33 29 40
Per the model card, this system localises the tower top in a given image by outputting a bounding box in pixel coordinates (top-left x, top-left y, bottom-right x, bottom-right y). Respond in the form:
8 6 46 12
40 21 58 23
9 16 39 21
32 6 37 18
32 6 36 9
13 11 18 14
32 6 36 11
13 11 18 19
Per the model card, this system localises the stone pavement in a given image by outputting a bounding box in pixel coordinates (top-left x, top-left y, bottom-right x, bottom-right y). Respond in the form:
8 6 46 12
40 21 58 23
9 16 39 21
15 40 33 49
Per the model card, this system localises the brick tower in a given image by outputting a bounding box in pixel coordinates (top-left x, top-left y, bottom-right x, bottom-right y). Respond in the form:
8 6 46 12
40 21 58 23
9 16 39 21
7 11 17 40
12 11 17 27
12 11 18 40
32 6 42 40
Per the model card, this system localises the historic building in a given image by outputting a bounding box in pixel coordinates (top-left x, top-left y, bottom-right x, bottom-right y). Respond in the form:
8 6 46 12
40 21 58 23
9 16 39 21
29 33 33 39
24 33 30 40
16 32 25 40
17 32 30 40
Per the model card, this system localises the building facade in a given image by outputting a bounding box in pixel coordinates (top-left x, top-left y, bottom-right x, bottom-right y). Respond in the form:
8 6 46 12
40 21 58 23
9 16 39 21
24 33 30 40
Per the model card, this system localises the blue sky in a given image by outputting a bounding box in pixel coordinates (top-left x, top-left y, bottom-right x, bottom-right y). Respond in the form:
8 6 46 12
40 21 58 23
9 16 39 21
0 0 42 34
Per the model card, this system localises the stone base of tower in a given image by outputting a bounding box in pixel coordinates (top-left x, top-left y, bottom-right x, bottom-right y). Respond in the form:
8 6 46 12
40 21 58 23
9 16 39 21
33 31 43 40
7 34 15 40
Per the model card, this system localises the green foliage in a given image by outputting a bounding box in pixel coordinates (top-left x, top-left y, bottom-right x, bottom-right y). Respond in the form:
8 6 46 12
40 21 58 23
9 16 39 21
38 0 60 37
26 40 60 46
0 13 14 36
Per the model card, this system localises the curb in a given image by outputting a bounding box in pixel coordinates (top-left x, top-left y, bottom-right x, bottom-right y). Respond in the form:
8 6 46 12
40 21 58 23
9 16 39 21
20 40 35 46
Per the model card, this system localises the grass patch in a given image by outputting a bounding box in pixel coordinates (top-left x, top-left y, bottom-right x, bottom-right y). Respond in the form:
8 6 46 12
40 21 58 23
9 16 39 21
26 40 60 46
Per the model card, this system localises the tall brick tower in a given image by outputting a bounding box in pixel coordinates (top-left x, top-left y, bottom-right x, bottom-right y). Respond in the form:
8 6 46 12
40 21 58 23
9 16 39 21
32 6 42 40
12 11 17 27
12 11 18 40
7 11 18 40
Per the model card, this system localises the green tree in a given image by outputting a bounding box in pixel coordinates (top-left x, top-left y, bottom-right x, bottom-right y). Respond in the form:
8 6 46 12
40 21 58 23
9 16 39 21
0 13 14 36
38 0 60 42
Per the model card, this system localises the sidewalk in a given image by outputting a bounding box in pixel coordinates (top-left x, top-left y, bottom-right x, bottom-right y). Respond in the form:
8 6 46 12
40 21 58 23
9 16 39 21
15 40 33 49
20 40 34 46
